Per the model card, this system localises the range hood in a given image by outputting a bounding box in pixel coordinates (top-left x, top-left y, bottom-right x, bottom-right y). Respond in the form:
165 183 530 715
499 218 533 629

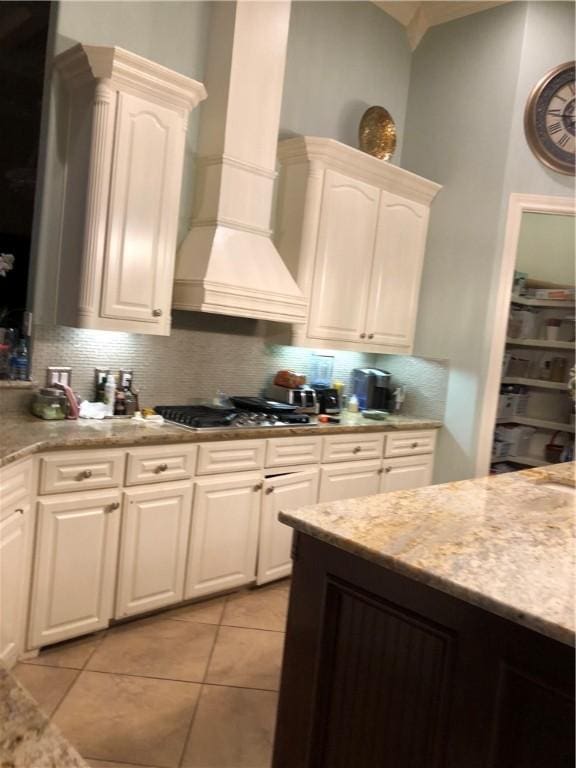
173 1 306 324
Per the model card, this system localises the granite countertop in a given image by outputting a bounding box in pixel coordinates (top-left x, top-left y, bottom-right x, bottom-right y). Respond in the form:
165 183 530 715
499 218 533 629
0 412 441 468
0 666 86 768
280 462 576 645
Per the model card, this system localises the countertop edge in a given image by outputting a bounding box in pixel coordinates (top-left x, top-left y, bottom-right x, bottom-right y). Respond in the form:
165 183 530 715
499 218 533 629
0 418 442 468
279 497 575 648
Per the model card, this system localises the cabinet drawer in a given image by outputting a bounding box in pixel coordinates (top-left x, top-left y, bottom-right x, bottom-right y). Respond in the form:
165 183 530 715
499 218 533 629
266 437 322 469
125 445 197 486
39 451 125 495
197 440 266 475
0 459 32 522
322 434 384 463
384 430 437 458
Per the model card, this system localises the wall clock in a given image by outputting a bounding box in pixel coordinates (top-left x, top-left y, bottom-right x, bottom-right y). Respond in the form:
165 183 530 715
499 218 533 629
524 61 575 176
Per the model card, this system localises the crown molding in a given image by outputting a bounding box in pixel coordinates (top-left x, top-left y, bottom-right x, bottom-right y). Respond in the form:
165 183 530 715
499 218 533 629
54 43 207 112
373 1 511 50
278 136 442 205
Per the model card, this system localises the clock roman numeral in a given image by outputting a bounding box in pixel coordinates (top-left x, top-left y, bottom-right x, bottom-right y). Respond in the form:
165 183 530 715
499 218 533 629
555 95 567 103
548 108 562 115
549 121 562 134
569 82 575 94
557 133 569 148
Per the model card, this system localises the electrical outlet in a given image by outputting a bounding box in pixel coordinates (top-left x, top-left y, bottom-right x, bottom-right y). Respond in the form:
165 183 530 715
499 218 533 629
47 367 72 386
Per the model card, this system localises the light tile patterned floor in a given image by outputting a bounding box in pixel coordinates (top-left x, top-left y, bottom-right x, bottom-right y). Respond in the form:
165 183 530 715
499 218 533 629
13 580 289 768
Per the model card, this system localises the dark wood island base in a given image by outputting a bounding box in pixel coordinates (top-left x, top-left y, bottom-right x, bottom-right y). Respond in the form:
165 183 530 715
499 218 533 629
273 533 575 768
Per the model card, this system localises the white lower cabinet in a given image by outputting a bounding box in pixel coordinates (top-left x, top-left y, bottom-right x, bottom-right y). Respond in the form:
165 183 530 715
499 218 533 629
28 490 121 648
0 507 31 668
257 469 319 586
185 472 262 600
115 481 193 619
319 460 382 503
380 454 434 492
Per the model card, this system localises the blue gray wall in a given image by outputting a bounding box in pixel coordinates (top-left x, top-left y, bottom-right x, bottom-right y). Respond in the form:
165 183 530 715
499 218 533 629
403 1 575 482
280 1 411 161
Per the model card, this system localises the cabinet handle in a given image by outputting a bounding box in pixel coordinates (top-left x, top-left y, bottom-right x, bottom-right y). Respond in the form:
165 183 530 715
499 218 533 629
156 463 168 473
265 486 274 495
359 333 366 339
253 482 263 492
377 468 383 475
106 502 120 513
368 333 374 340
352 446 362 454
15 508 24 515
152 308 163 317
385 466 392 473
411 442 418 448
80 469 93 479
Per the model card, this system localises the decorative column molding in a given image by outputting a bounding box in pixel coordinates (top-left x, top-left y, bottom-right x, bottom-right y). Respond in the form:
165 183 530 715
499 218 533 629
78 82 116 318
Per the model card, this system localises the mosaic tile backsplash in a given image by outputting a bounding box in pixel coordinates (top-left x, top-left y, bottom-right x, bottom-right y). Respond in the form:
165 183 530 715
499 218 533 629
30 313 449 420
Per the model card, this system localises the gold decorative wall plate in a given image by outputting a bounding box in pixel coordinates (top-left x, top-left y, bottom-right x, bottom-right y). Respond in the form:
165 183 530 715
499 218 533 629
359 106 397 161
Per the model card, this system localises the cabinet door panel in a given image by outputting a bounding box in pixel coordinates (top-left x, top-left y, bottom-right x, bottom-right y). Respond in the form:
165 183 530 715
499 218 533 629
308 170 379 342
29 491 121 648
0 507 30 668
257 469 319 585
380 455 434 493
101 92 184 324
319 461 381 503
185 473 261 599
366 192 429 351
115 482 193 618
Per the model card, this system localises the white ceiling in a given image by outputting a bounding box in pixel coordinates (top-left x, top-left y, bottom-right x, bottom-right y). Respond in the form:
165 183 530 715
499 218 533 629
374 1 511 49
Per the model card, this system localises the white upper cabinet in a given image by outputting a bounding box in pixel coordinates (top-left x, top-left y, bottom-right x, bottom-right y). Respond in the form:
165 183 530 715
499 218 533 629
308 171 379 343
53 45 206 335
275 137 441 354
367 192 430 350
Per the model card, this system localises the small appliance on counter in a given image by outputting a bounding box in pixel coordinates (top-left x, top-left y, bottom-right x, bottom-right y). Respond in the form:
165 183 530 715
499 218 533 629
268 383 317 413
270 369 317 413
313 387 340 415
352 368 393 411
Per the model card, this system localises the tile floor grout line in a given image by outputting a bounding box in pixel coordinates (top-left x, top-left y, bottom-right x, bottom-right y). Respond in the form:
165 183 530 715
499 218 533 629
219 622 287 634
176 620 224 768
47 667 82 723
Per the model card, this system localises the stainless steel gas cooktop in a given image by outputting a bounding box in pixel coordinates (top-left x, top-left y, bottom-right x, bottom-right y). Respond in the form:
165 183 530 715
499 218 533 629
154 404 311 431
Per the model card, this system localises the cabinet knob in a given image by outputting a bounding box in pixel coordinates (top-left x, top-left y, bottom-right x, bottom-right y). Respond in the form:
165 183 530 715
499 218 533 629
377 468 384 475
352 446 362 454
152 308 163 317
156 463 168 473
265 486 274 495
385 466 392 473
253 482 263 492
359 333 366 339
368 333 374 340
411 442 418 449
15 508 24 515
80 469 93 479
106 502 120 513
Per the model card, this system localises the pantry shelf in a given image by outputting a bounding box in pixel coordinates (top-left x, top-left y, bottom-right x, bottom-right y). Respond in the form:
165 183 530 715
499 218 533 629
506 337 575 350
510 294 575 308
496 416 575 433
501 377 570 391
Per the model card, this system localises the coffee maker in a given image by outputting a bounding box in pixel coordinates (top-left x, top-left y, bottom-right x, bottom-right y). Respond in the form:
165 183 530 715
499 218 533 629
351 368 393 411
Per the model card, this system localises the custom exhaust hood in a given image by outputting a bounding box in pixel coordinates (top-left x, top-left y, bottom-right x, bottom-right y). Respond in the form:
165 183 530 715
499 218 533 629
173 1 307 324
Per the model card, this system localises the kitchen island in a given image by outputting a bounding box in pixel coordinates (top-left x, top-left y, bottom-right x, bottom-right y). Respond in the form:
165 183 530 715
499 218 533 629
273 463 575 768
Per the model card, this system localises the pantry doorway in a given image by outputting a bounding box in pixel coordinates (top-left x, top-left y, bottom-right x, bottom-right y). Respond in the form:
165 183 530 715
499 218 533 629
476 193 575 477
